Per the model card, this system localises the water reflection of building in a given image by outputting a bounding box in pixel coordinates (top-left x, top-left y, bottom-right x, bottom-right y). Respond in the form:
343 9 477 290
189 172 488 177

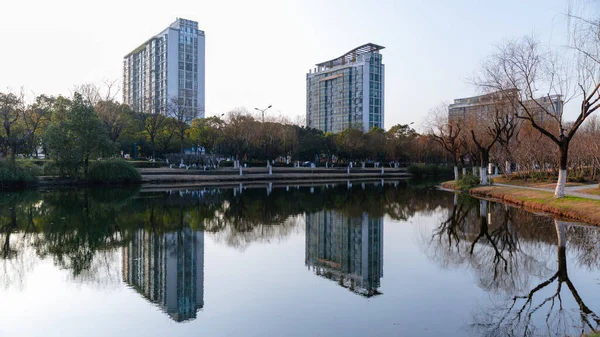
122 229 204 322
305 211 383 297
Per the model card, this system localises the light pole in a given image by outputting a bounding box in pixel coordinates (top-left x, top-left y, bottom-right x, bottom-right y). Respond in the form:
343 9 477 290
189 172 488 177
255 105 272 123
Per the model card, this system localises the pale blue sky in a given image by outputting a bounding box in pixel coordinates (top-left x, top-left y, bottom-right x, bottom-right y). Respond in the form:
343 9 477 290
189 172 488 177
0 0 593 129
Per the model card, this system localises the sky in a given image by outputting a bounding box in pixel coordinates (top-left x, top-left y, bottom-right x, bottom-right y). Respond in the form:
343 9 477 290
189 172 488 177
0 0 595 131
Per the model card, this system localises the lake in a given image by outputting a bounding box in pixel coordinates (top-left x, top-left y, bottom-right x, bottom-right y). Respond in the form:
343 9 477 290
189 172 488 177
0 180 599 337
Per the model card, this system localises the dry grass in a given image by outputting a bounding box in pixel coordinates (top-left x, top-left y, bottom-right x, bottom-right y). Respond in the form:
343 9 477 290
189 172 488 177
577 187 600 196
440 181 457 190
471 186 600 226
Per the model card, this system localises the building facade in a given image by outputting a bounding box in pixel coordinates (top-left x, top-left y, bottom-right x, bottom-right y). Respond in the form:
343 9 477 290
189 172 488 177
123 18 205 117
306 43 385 133
122 228 204 322
448 90 563 124
305 210 383 297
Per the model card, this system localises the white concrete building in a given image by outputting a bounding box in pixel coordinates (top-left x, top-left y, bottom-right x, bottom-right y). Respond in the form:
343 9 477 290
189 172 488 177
123 18 205 117
306 43 385 133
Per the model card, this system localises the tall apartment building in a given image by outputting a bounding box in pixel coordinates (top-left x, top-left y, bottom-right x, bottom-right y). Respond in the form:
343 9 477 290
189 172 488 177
305 210 383 297
306 43 385 133
122 228 204 322
123 18 205 117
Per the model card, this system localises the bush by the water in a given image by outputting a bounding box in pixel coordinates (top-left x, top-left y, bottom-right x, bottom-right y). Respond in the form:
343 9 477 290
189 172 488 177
408 164 453 178
455 174 480 191
0 160 40 187
130 160 163 168
87 159 141 184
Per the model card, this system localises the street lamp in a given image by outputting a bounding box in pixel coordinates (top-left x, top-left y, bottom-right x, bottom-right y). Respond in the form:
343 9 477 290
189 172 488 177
255 105 272 123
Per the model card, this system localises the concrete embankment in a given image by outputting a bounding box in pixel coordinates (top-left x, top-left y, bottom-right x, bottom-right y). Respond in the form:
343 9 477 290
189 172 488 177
139 167 410 184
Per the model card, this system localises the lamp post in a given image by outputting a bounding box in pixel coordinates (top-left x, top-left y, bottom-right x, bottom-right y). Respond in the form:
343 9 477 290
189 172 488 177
255 105 272 123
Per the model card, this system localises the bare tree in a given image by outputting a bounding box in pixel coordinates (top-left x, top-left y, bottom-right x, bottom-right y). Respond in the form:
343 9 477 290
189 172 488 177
477 31 599 197
73 79 119 106
167 96 201 153
427 102 464 180
464 93 512 185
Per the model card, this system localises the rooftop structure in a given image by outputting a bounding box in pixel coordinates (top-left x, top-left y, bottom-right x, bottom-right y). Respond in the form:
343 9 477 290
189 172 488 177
306 43 385 133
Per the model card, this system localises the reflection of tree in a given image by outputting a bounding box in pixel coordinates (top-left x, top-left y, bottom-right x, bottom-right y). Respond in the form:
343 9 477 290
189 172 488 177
0 181 449 282
0 192 43 289
424 195 600 336
428 198 539 295
471 220 600 337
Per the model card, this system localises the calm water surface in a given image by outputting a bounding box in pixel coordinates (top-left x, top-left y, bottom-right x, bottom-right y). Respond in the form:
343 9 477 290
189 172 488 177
0 181 599 337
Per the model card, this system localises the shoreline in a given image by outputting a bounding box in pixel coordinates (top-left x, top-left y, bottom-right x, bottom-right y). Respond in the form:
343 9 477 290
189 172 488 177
441 181 600 226
140 171 411 184
1 170 414 191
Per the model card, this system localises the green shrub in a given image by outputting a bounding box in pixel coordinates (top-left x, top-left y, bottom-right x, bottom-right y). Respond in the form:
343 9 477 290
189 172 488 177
43 161 60 176
87 159 141 184
455 174 480 191
129 161 163 168
17 160 43 177
531 171 552 182
568 172 586 183
16 159 46 167
408 164 453 178
0 160 39 187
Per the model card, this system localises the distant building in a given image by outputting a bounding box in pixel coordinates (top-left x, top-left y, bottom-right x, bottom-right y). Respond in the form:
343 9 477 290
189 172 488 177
448 89 563 124
122 229 204 322
305 210 383 297
123 18 205 116
306 43 385 133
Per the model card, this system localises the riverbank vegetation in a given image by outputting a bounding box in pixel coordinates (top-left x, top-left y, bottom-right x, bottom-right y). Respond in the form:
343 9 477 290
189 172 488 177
0 160 40 188
87 160 141 184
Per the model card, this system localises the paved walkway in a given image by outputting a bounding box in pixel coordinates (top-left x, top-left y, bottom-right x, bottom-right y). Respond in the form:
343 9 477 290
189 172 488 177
492 183 600 201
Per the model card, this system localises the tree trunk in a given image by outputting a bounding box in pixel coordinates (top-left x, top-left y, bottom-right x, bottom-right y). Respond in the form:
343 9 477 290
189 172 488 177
480 167 488 185
555 219 568 281
480 150 490 185
180 134 184 154
453 166 459 181
150 136 156 159
555 143 569 198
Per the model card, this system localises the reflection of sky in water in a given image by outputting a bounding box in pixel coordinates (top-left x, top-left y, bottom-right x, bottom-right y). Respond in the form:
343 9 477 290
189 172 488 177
0 183 599 337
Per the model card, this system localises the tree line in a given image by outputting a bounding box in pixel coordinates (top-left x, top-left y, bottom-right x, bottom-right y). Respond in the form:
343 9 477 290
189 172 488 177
0 85 454 170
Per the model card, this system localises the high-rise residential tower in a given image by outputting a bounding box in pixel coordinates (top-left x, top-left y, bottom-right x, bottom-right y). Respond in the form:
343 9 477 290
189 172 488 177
306 43 385 133
123 18 205 117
